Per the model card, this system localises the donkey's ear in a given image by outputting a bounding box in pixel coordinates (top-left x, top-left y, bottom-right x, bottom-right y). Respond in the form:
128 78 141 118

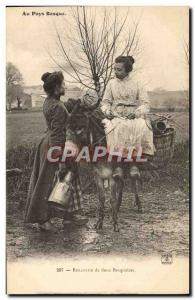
64 98 80 113
71 98 81 115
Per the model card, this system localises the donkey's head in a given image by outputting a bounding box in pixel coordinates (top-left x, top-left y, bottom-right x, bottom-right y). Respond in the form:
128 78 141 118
64 95 106 149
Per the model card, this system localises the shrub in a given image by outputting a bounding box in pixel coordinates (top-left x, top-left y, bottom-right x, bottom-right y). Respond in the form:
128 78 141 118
6 144 36 215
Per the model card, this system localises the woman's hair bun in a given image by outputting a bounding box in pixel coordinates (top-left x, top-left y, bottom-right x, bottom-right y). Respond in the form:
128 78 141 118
41 72 51 83
115 55 135 73
127 56 135 65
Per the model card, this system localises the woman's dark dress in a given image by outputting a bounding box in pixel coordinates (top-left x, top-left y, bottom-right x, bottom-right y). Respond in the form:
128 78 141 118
24 97 82 223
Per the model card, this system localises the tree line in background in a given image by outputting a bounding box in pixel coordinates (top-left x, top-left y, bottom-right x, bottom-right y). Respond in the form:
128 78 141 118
6 62 24 110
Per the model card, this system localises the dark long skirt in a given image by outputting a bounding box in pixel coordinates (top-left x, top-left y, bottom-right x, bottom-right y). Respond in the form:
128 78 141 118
24 133 82 224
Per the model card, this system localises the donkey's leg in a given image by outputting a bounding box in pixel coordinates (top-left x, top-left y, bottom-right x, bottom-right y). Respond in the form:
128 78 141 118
94 176 105 230
113 166 124 212
132 178 142 212
116 179 124 212
110 177 119 232
130 166 142 212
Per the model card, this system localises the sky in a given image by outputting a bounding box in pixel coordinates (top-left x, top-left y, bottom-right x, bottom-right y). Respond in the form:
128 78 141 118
6 6 189 91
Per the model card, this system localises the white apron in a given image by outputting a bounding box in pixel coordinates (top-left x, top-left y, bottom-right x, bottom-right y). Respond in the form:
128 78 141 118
103 117 154 156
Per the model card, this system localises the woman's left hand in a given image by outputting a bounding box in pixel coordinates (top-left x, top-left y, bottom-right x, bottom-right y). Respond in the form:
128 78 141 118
135 104 150 118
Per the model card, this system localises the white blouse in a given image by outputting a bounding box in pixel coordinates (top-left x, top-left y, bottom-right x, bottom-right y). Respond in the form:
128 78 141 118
101 74 150 118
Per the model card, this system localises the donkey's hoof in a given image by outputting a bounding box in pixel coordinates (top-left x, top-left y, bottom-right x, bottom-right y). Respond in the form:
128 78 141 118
113 224 119 232
94 221 103 230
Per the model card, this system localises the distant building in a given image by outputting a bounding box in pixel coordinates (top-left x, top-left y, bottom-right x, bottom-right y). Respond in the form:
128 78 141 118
22 93 32 109
31 93 45 108
61 88 85 103
23 85 45 108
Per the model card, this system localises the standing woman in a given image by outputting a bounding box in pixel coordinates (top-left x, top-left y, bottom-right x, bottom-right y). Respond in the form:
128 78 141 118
24 71 83 231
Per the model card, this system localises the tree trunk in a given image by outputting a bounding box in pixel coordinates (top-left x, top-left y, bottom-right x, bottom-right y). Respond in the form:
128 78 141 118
8 99 12 111
17 97 21 109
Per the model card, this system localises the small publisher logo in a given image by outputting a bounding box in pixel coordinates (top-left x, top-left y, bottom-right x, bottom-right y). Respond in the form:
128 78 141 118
161 253 173 264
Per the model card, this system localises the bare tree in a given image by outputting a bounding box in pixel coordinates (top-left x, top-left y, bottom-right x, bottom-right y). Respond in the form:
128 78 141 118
6 62 23 110
49 7 141 98
6 62 23 85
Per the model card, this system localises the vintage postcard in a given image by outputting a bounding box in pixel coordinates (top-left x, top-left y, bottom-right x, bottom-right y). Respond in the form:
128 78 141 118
6 6 190 294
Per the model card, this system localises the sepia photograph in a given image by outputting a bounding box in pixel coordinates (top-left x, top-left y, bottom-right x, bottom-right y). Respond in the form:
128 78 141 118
6 5 190 294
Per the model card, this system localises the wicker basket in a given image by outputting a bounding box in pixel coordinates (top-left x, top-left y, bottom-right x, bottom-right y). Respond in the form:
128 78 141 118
153 128 175 167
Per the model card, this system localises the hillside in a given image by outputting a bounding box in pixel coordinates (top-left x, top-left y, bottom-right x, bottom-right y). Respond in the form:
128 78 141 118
148 90 189 111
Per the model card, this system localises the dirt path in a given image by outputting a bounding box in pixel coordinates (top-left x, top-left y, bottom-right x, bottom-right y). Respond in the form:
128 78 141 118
7 181 189 260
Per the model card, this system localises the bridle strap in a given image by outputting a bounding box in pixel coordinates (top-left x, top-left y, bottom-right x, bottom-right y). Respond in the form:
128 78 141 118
88 115 118 147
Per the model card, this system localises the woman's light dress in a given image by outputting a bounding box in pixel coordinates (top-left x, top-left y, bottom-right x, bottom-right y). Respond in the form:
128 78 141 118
101 74 154 156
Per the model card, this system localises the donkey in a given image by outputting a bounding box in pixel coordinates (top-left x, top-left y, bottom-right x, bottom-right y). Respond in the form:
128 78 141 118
64 97 142 232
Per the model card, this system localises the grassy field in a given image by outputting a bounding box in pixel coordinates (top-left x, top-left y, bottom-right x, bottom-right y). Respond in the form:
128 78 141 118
6 111 46 150
6 110 189 150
